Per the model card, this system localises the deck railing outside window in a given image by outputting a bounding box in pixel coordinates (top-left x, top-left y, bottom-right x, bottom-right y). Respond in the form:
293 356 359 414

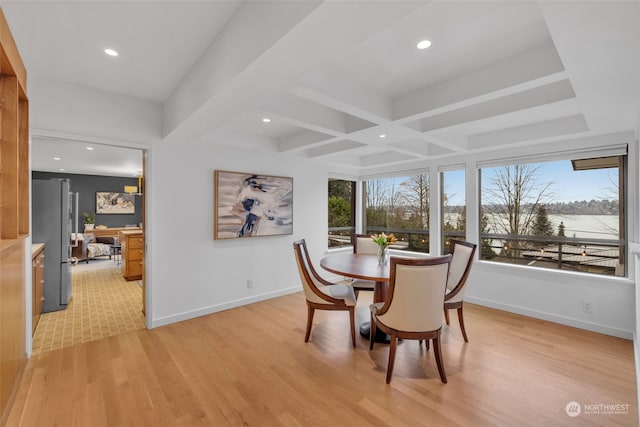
479 233 625 277
363 227 430 253
328 226 355 248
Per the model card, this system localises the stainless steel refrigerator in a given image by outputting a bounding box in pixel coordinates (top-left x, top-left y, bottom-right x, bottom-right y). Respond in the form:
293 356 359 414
32 178 78 312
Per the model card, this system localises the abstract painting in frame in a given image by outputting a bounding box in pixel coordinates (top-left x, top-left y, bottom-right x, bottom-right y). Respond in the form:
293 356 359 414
214 170 293 239
96 192 135 214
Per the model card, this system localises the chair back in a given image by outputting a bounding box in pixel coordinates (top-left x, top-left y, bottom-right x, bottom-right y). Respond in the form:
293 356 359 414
352 234 379 255
376 255 451 332
293 239 344 306
445 240 477 302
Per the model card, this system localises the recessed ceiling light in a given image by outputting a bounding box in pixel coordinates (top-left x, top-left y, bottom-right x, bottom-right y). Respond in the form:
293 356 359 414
86 147 94 151
417 40 432 50
104 48 118 57
59 168 65 172
262 118 271 123
53 157 61 160
379 134 387 138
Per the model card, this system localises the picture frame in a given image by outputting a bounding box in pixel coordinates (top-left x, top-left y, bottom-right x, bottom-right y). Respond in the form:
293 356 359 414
96 192 135 214
214 170 293 239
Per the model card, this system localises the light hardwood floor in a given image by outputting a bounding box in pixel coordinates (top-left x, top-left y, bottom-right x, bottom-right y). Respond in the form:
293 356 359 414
8 292 637 426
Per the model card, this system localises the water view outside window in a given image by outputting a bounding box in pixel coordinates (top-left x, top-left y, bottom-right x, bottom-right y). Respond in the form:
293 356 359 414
441 169 466 253
328 179 355 248
364 174 429 253
479 156 625 277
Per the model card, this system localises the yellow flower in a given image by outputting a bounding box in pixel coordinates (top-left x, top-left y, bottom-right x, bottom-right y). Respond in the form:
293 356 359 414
371 233 398 248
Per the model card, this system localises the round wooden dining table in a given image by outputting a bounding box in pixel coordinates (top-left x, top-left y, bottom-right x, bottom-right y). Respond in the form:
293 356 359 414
320 252 391 342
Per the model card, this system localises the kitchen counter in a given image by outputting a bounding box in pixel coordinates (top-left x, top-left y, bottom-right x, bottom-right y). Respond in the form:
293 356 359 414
32 243 45 257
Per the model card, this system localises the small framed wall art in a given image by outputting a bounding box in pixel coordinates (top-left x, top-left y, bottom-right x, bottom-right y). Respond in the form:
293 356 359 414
96 192 135 214
214 170 293 239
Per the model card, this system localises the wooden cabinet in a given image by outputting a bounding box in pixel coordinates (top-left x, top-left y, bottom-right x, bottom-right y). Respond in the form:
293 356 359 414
89 227 141 241
31 244 45 335
120 230 144 281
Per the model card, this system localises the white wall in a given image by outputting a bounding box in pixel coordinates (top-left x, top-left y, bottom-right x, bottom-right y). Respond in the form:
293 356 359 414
467 262 633 338
148 143 327 327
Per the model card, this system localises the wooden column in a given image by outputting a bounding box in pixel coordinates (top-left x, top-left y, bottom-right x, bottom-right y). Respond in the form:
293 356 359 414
0 76 19 239
0 6 29 426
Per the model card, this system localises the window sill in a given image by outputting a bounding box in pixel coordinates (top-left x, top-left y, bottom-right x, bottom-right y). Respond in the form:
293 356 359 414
476 259 633 285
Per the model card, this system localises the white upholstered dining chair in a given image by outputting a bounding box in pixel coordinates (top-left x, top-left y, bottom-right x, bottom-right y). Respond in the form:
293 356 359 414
369 254 452 384
349 234 378 297
293 239 357 347
443 240 477 342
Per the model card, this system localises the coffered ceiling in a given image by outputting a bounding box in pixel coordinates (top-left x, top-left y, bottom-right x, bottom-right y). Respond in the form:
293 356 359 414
3 1 639 176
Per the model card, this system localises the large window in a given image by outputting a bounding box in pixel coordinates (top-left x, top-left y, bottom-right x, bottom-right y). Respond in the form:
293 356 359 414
328 179 356 248
479 155 625 277
363 174 429 253
441 169 466 254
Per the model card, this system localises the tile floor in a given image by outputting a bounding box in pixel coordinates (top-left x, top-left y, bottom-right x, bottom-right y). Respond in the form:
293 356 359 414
32 260 145 354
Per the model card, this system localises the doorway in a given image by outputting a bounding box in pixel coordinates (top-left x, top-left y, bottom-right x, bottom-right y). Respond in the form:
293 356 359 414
30 136 147 354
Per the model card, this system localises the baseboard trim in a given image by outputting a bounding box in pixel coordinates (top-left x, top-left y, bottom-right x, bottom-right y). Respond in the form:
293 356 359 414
466 296 633 340
150 286 302 328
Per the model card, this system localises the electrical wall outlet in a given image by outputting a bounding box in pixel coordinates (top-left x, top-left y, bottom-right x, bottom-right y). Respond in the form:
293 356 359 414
582 299 593 313
247 279 253 288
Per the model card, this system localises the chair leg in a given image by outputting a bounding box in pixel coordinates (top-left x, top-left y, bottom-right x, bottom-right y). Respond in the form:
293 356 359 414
444 307 450 325
369 315 377 350
386 331 398 384
433 331 447 384
349 306 356 347
425 339 429 351
304 306 315 342
457 305 469 343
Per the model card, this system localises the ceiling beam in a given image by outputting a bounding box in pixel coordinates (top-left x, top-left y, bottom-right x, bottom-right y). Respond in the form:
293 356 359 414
468 114 588 149
289 77 391 124
392 41 567 122
307 140 366 158
411 79 576 133
278 129 338 153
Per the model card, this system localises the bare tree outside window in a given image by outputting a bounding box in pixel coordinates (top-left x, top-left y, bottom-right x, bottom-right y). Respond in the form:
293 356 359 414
364 174 430 253
479 156 625 277
482 164 554 258
400 174 429 229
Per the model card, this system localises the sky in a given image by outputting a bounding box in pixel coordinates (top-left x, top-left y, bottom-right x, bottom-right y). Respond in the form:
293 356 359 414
444 160 617 205
370 159 618 206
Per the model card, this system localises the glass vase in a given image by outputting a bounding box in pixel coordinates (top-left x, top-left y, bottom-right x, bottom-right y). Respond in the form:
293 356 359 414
377 246 388 265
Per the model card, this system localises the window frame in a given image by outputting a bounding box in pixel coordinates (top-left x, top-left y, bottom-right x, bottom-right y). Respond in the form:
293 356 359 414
477 153 627 278
440 167 466 254
361 170 431 254
327 177 357 249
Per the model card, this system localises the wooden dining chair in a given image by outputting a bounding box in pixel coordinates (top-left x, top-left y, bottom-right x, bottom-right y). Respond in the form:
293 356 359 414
369 254 452 383
293 239 357 347
444 240 477 342
350 234 378 298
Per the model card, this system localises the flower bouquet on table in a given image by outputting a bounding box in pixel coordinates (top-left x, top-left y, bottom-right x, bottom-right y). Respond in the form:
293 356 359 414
371 232 397 265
